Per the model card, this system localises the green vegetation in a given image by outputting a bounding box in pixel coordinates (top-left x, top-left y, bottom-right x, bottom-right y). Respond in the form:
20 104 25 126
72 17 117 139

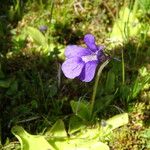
0 0 150 149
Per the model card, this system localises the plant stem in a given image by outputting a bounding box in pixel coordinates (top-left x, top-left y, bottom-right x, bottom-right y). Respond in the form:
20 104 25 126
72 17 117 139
121 49 125 85
90 59 110 117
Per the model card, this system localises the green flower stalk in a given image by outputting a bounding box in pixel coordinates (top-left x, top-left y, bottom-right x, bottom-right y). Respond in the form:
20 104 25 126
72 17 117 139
90 59 110 117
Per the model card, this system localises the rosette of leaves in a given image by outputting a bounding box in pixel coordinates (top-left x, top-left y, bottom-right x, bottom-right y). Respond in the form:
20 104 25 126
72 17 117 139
12 101 128 150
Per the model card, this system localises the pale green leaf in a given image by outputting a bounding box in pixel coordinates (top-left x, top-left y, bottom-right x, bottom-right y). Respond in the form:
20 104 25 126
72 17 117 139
46 119 67 138
26 26 48 47
12 113 129 150
11 126 54 150
106 113 129 130
48 139 110 150
110 7 141 43
12 126 110 150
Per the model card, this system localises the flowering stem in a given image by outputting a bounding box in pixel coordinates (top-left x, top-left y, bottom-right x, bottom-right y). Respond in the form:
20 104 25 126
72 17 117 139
121 49 125 85
90 59 110 118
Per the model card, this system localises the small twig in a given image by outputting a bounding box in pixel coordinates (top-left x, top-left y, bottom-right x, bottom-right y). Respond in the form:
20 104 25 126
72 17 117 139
112 105 124 113
74 1 85 15
57 63 61 88
17 116 41 123
102 1 116 20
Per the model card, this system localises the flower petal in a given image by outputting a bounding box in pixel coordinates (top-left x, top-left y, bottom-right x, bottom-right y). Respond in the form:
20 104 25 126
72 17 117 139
97 46 104 56
97 46 104 52
65 45 92 58
78 61 98 82
62 57 85 79
84 34 98 52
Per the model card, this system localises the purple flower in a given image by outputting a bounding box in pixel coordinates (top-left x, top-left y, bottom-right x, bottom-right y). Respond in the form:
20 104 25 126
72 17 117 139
39 25 48 32
62 34 107 82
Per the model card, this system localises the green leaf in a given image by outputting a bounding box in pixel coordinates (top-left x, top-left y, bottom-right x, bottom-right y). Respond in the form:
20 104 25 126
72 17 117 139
26 26 48 47
68 116 86 134
70 100 91 121
139 0 150 12
140 128 150 139
6 80 18 95
48 138 110 150
11 113 129 150
95 95 114 112
131 79 143 99
110 7 141 43
0 78 13 88
140 128 150 149
76 113 129 140
139 67 149 77
106 113 129 130
131 74 150 99
105 71 115 93
11 126 53 150
119 84 131 101
12 126 110 150
45 119 67 138
48 84 57 97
